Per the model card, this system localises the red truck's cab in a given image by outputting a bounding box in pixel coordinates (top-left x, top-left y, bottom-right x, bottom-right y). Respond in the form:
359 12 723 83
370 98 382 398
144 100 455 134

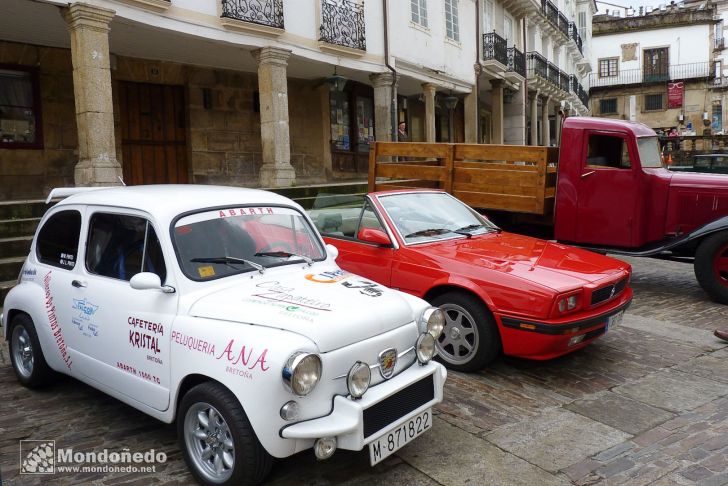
554 116 728 303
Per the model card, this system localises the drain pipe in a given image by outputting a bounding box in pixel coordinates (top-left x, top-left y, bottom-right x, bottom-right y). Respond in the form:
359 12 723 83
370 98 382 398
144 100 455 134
475 1 481 142
383 0 397 141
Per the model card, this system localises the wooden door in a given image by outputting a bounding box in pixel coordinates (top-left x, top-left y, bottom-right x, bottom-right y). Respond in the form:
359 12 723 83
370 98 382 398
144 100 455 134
119 82 188 185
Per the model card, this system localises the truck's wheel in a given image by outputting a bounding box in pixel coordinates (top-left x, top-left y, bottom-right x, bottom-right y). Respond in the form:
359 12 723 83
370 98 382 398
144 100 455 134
695 231 728 304
178 382 272 486
431 292 501 372
8 314 53 388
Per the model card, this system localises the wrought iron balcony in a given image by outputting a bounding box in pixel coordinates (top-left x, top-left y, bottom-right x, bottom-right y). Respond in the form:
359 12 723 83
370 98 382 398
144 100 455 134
559 69 569 92
578 84 589 107
544 0 559 27
526 51 547 79
715 37 725 50
507 47 526 78
221 0 284 29
547 61 559 86
558 12 569 38
589 61 713 88
568 23 583 55
569 74 578 93
483 32 508 66
319 0 366 51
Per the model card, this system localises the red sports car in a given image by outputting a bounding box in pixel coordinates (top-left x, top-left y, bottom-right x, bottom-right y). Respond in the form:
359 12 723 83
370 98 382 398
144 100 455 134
310 189 632 371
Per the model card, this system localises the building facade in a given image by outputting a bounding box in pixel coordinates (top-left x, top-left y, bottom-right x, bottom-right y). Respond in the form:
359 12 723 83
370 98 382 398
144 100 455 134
588 4 722 134
0 0 593 200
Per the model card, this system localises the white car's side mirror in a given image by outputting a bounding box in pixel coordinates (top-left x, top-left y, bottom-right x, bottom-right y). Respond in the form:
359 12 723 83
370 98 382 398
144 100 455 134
130 272 175 293
326 243 339 261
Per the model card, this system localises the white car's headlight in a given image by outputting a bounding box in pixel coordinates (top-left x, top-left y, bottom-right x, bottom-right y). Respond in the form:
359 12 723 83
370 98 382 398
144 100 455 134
346 361 371 399
415 332 436 364
421 307 445 339
282 352 322 396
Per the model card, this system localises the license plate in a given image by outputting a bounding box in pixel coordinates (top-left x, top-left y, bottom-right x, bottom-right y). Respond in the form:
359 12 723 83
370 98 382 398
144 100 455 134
369 408 432 465
606 311 624 331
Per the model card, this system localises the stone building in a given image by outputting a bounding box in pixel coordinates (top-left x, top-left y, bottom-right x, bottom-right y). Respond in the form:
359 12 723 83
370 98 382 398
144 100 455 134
0 0 593 200
588 3 722 133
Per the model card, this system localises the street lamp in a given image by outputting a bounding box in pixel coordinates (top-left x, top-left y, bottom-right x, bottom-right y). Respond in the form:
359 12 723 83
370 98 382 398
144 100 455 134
325 66 347 92
443 92 459 142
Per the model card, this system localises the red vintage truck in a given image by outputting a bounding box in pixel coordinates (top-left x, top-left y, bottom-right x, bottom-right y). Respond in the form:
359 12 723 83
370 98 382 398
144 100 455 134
367 117 728 304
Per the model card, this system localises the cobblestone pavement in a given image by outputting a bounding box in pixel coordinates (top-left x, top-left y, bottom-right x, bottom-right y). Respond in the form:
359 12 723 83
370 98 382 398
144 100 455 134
1 256 727 485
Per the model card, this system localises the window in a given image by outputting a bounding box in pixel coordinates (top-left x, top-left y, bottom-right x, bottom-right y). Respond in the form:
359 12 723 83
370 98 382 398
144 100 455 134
712 101 722 132
643 47 668 82
445 0 459 42
483 0 494 33
644 93 664 111
0 65 42 149
586 135 631 169
600 98 618 114
411 0 428 27
504 14 513 44
329 82 374 163
86 213 167 282
598 58 618 78
578 11 587 39
36 210 82 269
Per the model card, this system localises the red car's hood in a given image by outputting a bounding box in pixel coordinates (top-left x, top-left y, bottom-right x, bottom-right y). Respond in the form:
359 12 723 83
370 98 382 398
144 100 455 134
669 171 728 190
424 232 628 291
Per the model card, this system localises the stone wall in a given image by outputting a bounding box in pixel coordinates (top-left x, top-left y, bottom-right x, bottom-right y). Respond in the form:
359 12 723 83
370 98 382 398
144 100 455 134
0 41 77 200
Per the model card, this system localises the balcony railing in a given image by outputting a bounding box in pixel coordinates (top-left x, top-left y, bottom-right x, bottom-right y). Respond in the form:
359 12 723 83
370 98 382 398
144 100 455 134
221 0 284 29
547 61 559 86
319 0 366 51
545 0 559 27
715 37 725 50
559 69 569 92
578 84 589 107
589 62 714 88
507 47 526 77
569 74 578 93
568 22 583 55
483 32 508 66
558 12 569 38
527 51 547 79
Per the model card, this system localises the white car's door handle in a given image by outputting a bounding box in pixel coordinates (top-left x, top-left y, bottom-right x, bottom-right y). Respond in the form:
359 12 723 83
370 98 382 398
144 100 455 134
71 280 87 288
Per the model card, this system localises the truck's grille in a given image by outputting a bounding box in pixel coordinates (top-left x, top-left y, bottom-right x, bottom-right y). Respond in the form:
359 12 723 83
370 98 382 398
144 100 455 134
362 374 434 439
591 278 627 306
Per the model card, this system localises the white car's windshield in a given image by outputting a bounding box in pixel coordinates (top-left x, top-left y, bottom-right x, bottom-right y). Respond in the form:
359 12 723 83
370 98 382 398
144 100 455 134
173 206 325 280
378 192 499 244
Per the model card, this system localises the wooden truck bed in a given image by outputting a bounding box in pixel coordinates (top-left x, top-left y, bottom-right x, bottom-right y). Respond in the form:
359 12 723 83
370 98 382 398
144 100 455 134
368 142 560 215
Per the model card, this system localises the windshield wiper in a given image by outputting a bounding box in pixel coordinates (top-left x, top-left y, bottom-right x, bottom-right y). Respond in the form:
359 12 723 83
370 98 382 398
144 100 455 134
452 224 502 237
404 228 457 238
191 256 265 273
254 251 313 266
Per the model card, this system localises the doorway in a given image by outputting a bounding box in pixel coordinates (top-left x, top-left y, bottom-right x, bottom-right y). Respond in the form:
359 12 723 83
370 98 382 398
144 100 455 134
118 82 188 185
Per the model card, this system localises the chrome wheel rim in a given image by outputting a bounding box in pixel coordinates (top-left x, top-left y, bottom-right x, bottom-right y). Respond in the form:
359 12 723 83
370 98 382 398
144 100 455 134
184 402 235 484
437 303 480 365
11 325 34 379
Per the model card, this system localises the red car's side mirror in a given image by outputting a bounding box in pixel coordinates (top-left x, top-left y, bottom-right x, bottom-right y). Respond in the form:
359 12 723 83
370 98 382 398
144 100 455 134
358 228 392 246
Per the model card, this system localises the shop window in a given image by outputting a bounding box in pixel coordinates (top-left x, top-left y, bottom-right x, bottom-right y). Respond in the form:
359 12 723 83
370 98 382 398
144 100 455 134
0 65 42 149
712 102 722 132
644 93 664 111
600 98 617 115
329 82 374 173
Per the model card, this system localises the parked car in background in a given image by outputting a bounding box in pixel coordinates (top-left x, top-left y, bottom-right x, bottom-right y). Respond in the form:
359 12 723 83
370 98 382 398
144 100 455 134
310 190 633 372
3 185 447 486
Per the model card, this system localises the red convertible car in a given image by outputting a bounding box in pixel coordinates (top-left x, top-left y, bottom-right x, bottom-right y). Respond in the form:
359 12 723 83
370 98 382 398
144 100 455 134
310 190 632 371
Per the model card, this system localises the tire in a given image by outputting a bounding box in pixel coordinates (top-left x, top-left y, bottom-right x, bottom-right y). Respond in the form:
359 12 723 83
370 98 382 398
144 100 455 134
694 231 728 304
178 382 272 486
8 314 53 388
431 292 501 372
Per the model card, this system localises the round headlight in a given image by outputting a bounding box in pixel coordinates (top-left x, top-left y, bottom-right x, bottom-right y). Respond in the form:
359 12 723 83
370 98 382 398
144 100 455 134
283 352 322 396
346 361 371 399
416 332 436 364
422 307 445 339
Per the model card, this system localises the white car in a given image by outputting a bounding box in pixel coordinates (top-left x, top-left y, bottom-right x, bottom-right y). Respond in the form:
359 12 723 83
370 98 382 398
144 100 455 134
2 185 447 485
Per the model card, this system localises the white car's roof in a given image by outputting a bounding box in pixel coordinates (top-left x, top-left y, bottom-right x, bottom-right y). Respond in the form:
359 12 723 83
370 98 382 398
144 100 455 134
53 185 301 222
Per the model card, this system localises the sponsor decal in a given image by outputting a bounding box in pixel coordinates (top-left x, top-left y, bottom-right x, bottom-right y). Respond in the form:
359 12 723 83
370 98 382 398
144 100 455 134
171 331 216 356
342 279 384 297
218 207 275 218
128 316 164 336
129 331 161 355
43 272 72 370
59 252 75 268
116 361 161 385
216 339 270 372
225 366 253 380
197 265 215 278
245 297 320 322
147 355 163 365
21 267 37 281
305 269 351 283
72 298 100 338
378 348 398 379
251 281 331 311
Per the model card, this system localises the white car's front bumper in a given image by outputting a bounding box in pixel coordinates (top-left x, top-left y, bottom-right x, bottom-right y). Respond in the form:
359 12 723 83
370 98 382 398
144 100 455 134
280 361 446 451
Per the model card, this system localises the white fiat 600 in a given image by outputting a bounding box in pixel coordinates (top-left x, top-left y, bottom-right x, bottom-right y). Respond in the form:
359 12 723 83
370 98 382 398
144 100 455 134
2 185 447 485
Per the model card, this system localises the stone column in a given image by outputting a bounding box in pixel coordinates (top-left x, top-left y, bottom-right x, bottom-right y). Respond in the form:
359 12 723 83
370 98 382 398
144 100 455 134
529 90 539 146
491 79 504 145
369 72 397 142
63 3 121 187
541 95 551 146
252 47 295 187
464 90 478 143
555 103 563 146
422 83 437 142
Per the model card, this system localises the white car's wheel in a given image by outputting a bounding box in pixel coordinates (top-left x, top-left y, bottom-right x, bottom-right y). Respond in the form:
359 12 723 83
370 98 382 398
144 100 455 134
8 314 53 388
178 382 272 486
